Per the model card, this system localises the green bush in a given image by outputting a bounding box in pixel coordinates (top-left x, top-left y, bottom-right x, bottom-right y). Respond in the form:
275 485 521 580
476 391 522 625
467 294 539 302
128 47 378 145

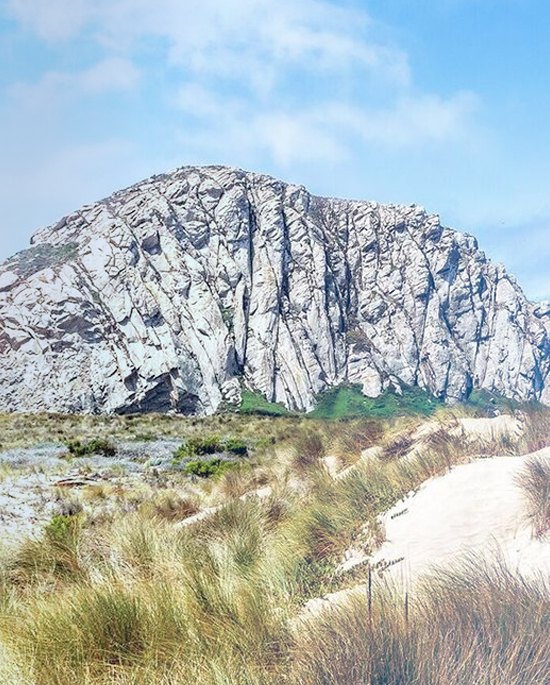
64 438 116 457
44 515 82 548
224 437 248 456
173 435 222 460
11 514 87 580
6 243 78 279
308 382 442 420
466 388 520 416
183 458 238 478
173 435 248 460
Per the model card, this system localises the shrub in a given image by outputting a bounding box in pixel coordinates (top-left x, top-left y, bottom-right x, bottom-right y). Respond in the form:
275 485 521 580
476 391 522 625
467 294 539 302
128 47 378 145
239 390 290 416
6 243 78 279
223 437 248 456
173 435 222 460
183 458 238 479
8 514 85 583
64 438 116 457
309 382 442 420
44 514 82 548
466 388 520 416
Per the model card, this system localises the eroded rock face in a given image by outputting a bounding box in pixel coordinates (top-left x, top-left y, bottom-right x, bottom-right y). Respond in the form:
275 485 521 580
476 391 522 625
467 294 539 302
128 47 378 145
1 165 549 414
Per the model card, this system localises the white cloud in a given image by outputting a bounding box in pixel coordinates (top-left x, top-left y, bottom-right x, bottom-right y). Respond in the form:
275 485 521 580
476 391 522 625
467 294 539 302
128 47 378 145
175 83 243 119
7 0 410 91
252 112 348 166
7 57 140 111
76 57 140 92
3 0 490 267
174 83 480 169
7 0 93 40
317 92 480 148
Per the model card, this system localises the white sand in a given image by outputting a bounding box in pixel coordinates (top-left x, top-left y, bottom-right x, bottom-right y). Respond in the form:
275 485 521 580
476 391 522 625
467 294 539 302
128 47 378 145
372 447 550 589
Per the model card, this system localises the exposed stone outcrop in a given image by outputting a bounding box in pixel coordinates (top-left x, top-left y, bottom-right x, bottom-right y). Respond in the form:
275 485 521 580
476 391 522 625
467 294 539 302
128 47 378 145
1 165 549 414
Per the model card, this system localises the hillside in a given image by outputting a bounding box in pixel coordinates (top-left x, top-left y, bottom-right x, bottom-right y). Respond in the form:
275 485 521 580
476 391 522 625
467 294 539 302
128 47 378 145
1 165 549 414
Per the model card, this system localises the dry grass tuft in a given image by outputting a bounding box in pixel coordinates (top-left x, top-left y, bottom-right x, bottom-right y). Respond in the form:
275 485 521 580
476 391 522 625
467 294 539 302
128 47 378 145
379 432 414 462
331 419 385 465
518 405 550 453
292 556 550 685
141 490 201 522
516 456 550 538
290 430 326 474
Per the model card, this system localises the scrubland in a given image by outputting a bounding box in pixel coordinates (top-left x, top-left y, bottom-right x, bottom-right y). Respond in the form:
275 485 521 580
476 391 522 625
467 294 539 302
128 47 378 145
0 400 549 683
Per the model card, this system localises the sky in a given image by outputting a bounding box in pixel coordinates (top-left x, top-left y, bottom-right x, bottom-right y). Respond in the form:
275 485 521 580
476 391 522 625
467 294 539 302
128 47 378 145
1 0 550 300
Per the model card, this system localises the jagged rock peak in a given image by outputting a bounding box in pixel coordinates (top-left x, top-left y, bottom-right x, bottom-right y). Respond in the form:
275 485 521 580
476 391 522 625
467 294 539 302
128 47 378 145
0 164 549 415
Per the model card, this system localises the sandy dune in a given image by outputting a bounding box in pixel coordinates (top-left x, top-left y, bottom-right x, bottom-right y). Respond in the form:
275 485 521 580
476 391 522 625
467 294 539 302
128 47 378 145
372 447 550 589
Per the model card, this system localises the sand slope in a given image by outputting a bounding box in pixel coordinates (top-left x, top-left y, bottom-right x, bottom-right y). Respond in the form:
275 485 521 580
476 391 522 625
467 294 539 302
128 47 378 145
372 447 550 588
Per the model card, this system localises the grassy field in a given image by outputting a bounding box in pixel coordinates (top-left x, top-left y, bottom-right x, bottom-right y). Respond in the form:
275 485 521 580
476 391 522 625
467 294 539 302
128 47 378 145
0 400 549 683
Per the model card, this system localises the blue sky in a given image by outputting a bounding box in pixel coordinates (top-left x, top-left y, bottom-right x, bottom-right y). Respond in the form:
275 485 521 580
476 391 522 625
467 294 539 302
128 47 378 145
1 0 550 299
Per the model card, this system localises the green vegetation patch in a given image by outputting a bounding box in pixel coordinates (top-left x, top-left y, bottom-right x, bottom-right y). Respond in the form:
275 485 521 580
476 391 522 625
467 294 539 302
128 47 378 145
173 435 248 460
223 437 248 455
173 435 221 459
183 457 239 478
64 438 116 457
308 382 442 420
466 388 522 415
44 514 82 548
5 242 78 278
239 390 291 416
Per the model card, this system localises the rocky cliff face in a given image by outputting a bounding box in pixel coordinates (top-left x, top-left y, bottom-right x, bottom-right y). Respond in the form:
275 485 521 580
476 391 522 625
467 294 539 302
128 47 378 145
1 165 549 414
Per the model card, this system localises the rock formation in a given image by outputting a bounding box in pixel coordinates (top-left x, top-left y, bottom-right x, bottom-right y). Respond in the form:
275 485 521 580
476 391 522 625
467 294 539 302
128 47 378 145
1 165 549 414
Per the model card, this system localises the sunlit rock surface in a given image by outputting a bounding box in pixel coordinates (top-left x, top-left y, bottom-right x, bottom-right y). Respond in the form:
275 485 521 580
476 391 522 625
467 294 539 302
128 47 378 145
1 165 549 414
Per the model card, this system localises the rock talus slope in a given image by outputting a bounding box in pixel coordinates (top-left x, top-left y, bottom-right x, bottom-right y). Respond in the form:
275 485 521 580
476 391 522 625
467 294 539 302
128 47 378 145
1 165 549 414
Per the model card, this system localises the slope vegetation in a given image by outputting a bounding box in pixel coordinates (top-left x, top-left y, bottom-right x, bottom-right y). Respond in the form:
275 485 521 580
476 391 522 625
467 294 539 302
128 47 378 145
0 404 549 683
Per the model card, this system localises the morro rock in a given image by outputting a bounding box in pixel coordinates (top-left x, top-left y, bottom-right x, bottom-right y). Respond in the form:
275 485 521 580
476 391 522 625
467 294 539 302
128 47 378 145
0 165 549 414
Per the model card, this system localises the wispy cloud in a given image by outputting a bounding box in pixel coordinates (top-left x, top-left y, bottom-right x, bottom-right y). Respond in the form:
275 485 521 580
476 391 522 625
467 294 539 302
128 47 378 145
320 92 480 148
9 57 139 108
7 0 410 90
6 0 93 40
6 0 458 169
174 84 480 167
